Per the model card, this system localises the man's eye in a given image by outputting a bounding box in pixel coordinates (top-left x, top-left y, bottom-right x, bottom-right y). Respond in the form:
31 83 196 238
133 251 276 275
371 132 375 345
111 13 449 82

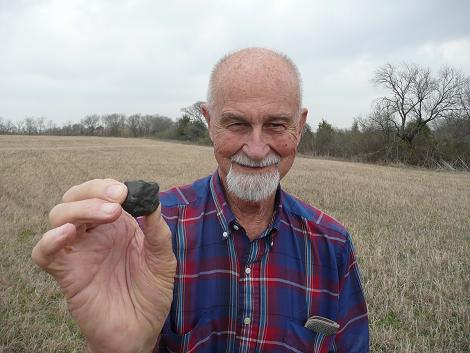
266 123 286 129
228 122 247 128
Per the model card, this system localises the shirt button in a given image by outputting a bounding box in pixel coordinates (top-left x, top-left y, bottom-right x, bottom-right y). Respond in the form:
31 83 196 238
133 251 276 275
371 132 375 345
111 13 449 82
244 317 251 325
222 231 229 239
233 224 239 230
245 267 251 275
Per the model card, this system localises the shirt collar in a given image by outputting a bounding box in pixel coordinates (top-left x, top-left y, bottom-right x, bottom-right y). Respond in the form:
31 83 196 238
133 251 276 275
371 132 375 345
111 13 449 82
209 170 236 236
209 169 283 241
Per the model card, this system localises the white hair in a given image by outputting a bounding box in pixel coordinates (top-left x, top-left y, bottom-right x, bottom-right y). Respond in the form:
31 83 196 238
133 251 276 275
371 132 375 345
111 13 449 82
206 47 303 113
226 151 281 202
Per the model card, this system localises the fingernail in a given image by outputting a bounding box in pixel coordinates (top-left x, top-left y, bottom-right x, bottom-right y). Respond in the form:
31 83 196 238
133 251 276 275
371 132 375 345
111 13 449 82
106 184 125 199
102 203 119 214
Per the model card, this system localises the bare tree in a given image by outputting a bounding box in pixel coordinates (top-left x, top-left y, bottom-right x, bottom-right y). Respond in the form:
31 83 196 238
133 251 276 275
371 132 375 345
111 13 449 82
102 114 125 136
81 114 101 135
180 101 206 127
458 82 470 120
140 115 153 136
36 117 46 135
5 120 16 134
372 63 468 147
16 120 25 134
127 114 142 137
24 117 38 135
149 114 174 136
46 120 57 133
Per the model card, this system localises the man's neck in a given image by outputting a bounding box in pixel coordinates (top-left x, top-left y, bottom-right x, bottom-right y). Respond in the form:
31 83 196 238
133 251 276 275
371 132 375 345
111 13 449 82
222 178 277 242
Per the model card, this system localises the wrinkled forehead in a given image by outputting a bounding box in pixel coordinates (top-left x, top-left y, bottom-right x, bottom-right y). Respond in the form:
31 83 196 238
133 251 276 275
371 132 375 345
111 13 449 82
212 55 300 111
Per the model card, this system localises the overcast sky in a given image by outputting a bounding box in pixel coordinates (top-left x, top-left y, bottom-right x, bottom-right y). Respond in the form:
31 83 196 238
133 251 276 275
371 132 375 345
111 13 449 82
1 0 469 128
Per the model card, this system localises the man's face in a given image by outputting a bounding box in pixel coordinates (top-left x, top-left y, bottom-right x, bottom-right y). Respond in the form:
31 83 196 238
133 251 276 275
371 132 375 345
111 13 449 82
202 66 307 201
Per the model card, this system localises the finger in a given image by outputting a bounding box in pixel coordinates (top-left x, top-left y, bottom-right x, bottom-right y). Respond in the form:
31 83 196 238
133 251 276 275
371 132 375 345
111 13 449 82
141 205 174 260
62 179 128 204
49 199 122 228
32 223 77 269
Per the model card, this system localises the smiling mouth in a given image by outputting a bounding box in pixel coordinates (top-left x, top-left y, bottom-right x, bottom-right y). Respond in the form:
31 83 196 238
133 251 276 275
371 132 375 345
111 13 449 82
230 151 281 170
233 162 277 170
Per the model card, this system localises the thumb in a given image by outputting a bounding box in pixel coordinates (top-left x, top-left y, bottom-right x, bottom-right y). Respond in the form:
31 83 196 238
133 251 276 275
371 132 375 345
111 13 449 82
141 205 174 261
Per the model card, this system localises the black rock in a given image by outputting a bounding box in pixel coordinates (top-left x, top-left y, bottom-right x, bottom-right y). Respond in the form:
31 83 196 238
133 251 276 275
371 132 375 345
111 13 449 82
122 180 160 217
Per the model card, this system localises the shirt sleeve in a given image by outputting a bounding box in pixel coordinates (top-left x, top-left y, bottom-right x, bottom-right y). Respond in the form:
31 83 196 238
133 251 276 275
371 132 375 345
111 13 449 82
332 233 369 353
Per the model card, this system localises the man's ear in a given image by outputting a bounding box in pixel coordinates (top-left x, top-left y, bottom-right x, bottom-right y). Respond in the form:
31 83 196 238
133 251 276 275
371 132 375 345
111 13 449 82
296 108 308 142
201 103 210 126
201 102 213 141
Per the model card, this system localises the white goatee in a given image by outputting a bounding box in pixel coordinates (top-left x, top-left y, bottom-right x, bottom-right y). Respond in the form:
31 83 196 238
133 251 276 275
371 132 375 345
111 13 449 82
226 152 281 202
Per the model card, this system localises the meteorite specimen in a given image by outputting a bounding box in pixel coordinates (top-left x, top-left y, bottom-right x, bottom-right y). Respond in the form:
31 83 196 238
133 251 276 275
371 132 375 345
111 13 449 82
122 180 160 217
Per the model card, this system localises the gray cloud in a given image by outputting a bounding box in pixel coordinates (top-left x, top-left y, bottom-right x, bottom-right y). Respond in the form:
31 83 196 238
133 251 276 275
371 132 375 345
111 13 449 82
1 0 469 128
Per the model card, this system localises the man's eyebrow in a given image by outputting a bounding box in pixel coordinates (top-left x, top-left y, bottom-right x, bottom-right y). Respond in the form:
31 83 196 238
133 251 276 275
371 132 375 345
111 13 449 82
265 115 292 122
220 112 247 122
219 113 294 125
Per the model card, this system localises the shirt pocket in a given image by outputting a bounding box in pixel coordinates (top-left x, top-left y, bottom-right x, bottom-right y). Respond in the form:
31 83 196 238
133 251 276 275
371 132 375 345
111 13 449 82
283 319 335 353
160 311 229 353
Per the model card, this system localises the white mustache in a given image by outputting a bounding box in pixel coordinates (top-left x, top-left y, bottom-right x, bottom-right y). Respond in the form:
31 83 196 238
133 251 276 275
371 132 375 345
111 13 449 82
231 152 281 168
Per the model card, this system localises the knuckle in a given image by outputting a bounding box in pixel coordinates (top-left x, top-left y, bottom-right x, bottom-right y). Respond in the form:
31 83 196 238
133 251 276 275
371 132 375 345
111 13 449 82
31 242 45 268
31 246 39 265
86 178 102 190
103 178 118 183
62 184 77 202
64 179 123 202
161 228 174 249
48 204 61 224
91 178 107 186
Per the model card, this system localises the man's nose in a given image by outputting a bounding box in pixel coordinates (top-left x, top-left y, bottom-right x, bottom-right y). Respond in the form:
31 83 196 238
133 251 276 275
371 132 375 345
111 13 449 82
242 128 270 161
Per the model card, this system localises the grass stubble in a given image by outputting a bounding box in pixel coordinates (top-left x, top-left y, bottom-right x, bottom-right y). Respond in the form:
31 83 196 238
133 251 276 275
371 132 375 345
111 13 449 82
0 135 469 352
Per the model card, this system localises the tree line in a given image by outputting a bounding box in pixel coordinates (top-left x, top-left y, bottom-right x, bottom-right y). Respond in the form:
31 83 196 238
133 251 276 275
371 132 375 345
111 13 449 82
297 63 470 170
0 103 210 144
1 63 469 170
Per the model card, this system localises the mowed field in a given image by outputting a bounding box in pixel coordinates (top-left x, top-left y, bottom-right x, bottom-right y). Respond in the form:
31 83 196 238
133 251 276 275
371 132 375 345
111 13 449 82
0 135 469 353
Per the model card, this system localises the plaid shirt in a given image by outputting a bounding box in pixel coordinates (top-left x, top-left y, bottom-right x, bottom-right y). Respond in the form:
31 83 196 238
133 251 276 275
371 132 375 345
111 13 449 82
155 171 368 353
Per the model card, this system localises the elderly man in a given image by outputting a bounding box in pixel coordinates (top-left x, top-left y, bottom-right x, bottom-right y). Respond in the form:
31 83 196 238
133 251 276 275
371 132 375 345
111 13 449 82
32 48 369 353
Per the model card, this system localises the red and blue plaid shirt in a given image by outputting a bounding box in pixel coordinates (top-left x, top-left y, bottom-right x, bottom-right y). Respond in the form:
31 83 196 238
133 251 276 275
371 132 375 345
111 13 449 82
155 171 368 353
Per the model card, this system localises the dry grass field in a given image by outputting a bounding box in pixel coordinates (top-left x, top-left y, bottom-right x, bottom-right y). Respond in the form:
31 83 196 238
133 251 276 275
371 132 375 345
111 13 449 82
1 135 469 353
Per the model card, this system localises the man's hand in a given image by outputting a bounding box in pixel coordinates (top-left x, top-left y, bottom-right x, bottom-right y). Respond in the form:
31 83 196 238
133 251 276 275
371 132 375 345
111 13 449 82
32 179 176 353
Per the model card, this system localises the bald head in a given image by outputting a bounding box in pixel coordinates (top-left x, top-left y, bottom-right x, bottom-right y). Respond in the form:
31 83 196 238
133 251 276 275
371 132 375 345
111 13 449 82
207 48 303 114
